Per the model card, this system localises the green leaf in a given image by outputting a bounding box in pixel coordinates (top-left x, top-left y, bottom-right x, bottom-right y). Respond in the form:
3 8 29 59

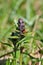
0 41 12 47
9 36 19 39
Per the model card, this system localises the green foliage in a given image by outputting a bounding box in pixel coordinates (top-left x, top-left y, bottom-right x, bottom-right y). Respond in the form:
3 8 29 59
0 0 43 65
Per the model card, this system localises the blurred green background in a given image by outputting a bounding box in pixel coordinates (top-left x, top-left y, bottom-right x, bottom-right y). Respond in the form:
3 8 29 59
0 0 43 63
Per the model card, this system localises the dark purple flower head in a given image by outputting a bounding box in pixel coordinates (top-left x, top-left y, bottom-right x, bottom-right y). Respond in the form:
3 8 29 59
18 18 25 34
18 18 24 24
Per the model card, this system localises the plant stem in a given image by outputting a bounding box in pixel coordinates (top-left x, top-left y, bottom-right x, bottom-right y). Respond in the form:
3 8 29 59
20 53 23 65
14 45 17 65
20 47 23 65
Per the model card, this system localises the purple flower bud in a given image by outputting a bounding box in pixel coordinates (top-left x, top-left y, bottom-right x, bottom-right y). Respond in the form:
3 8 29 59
18 18 25 34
